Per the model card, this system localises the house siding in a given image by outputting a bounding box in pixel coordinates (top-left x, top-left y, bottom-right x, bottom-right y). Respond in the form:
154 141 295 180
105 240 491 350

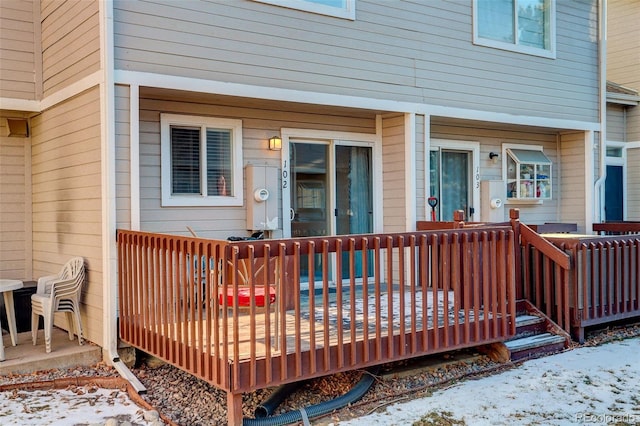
0 0 37 100
628 146 640 220
30 87 103 346
431 120 559 225
381 114 406 232
115 85 131 230
0 120 30 279
559 132 587 231
415 114 425 221
137 91 377 238
113 0 599 123
607 0 640 91
40 0 100 97
606 104 626 142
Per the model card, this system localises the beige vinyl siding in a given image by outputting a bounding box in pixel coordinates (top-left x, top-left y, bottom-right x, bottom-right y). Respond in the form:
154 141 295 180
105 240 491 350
607 0 640 90
0 0 37 100
431 119 559 225
415 114 425 221
114 0 599 123
627 146 640 220
381 114 406 233
628 107 640 143
115 85 131 230
0 118 30 279
40 0 100 97
606 104 626 142
138 90 377 238
558 132 587 232
30 87 102 347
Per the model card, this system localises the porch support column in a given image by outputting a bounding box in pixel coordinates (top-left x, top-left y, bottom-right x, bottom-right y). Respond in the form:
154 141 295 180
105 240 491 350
423 114 431 223
227 391 243 426
129 83 140 230
404 112 416 231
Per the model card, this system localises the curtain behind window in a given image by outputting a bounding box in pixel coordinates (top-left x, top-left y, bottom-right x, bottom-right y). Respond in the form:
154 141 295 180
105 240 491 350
206 129 232 196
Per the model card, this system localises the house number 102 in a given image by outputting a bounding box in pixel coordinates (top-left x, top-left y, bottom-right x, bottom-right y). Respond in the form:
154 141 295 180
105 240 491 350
282 160 288 189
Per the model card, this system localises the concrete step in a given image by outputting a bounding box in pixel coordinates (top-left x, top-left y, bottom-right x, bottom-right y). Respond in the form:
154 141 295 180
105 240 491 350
0 328 102 375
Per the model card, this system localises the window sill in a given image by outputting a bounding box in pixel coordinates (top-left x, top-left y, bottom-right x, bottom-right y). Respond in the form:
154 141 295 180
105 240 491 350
505 199 545 205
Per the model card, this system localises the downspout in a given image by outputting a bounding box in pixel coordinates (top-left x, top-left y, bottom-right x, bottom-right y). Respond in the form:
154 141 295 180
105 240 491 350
100 0 145 392
593 0 607 224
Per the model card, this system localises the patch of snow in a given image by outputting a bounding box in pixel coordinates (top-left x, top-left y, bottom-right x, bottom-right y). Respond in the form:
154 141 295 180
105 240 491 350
337 337 640 426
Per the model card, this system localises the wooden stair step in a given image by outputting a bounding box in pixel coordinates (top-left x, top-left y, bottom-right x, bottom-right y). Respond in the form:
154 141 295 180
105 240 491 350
505 333 566 354
515 314 545 328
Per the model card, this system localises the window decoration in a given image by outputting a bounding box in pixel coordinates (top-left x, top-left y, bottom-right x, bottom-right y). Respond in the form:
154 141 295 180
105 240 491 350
505 148 552 201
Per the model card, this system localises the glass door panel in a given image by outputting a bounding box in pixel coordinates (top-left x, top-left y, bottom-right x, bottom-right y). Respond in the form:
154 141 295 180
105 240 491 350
335 145 373 278
430 149 471 221
290 142 330 281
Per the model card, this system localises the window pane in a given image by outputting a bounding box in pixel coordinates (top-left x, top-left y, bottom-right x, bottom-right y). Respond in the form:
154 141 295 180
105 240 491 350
606 147 623 158
171 126 200 194
206 129 233 196
306 0 345 6
518 0 548 49
478 0 515 43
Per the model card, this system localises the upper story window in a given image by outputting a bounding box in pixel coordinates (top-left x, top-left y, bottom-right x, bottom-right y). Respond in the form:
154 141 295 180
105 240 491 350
254 0 355 20
161 114 243 207
473 0 556 59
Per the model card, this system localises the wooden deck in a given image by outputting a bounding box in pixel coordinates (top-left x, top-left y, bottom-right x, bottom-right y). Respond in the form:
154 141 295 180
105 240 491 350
132 289 503 361
116 212 640 425
117 224 517 425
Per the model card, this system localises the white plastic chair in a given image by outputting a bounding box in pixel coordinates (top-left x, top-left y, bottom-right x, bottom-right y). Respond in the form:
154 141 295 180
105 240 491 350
31 257 86 353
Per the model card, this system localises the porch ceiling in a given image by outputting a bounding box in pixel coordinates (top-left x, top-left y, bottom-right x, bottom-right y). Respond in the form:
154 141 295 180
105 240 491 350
431 116 572 134
138 86 389 117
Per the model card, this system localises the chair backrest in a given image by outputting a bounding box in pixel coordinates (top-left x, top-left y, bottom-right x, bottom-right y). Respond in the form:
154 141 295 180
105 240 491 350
52 257 86 300
59 257 84 280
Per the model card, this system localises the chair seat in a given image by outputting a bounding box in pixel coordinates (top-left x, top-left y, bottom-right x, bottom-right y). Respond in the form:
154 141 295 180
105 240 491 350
219 286 276 307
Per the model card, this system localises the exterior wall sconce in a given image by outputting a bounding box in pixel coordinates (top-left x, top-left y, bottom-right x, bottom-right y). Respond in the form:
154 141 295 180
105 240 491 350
489 152 499 163
269 136 282 151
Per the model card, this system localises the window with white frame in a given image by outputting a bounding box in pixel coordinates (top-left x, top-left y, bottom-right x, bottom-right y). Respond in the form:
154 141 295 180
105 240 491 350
253 0 355 20
503 144 552 202
473 0 555 58
161 114 243 207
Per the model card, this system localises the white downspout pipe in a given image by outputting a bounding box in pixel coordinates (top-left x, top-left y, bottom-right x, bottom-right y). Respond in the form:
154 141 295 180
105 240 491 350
100 0 145 392
593 0 607 224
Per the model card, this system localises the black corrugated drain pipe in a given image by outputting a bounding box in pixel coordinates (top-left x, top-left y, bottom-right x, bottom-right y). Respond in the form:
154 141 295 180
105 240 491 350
243 368 378 426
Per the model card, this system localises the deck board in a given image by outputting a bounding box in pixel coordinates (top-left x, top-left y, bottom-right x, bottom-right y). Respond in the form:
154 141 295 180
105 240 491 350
143 290 493 361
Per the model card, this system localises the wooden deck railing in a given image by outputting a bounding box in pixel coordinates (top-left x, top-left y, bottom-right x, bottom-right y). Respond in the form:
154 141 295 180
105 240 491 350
593 221 640 235
545 234 640 342
518 222 572 333
117 227 517 425
419 209 573 333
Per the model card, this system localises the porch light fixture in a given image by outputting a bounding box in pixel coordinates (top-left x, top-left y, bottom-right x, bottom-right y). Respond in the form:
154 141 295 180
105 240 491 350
269 136 282 151
489 152 499 163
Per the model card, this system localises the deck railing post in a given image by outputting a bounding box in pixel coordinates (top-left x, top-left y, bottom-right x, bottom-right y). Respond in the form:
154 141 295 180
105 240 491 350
509 209 523 300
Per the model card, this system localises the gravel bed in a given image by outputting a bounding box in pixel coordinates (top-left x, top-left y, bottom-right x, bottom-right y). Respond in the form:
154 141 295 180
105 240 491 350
2 322 639 426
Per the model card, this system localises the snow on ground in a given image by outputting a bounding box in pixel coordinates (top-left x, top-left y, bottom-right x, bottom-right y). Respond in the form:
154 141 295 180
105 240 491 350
0 338 638 425
0 385 160 425
338 337 640 426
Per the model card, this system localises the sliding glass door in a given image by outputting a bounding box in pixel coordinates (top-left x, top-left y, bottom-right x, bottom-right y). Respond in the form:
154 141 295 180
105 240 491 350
289 141 373 281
